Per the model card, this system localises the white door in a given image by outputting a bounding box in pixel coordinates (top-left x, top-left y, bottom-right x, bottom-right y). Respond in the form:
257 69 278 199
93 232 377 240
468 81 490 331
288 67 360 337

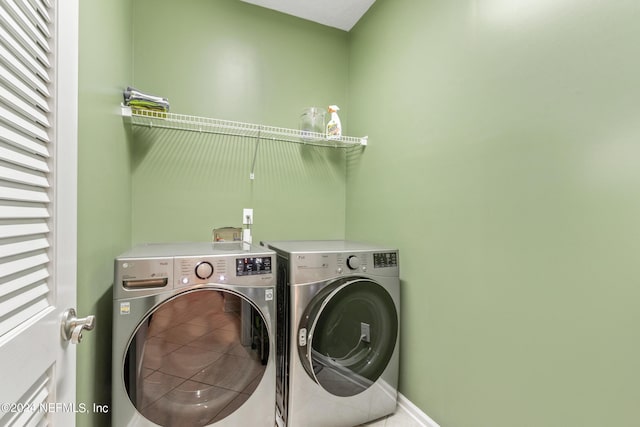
0 0 81 426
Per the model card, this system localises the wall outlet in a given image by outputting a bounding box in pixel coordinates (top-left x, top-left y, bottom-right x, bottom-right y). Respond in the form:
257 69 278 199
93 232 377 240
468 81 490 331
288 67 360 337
243 208 253 225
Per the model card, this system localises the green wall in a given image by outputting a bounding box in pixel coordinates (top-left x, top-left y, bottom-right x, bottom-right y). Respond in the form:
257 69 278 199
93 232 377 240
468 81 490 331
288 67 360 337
77 0 132 426
77 1 349 425
77 1 640 426
347 1 640 426
130 0 350 244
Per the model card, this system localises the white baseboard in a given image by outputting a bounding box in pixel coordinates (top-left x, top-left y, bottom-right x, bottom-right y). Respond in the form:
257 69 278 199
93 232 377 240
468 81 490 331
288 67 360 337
396 393 440 427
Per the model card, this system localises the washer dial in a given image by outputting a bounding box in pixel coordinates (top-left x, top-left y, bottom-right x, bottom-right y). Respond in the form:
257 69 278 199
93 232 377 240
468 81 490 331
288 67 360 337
195 261 214 280
346 255 361 270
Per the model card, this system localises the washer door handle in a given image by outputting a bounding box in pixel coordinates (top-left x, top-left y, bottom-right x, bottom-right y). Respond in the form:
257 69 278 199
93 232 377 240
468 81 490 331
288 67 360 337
61 308 96 344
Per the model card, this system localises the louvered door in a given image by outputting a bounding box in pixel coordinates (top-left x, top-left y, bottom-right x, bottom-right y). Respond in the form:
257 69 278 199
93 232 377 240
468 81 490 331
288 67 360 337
0 0 79 425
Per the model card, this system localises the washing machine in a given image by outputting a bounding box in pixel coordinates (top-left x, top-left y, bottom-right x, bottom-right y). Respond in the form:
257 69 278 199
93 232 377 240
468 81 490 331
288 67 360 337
112 242 276 427
263 240 400 427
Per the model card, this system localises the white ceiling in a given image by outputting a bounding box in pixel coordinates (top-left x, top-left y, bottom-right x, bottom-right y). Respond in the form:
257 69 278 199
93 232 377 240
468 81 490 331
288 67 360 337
239 0 376 31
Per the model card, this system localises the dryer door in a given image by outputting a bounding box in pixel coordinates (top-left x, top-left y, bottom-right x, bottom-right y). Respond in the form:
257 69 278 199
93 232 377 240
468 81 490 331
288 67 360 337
299 278 398 397
123 288 270 426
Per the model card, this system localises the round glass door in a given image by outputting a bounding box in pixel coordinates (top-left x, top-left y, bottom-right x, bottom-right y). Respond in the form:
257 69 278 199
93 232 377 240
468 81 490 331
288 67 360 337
124 289 269 426
299 278 398 397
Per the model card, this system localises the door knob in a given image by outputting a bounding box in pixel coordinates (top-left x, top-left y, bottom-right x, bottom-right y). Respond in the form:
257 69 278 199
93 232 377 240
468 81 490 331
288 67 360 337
61 308 96 344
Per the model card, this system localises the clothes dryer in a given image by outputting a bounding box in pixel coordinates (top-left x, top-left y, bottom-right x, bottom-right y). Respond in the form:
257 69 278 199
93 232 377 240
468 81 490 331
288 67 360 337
264 240 400 427
112 242 276 427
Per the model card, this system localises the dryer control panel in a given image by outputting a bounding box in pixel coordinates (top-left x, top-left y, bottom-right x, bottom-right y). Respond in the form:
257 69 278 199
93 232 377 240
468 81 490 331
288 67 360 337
289 250 399 283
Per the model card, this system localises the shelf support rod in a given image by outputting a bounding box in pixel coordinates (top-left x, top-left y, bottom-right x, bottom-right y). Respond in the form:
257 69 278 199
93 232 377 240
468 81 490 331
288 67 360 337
250 128 261 180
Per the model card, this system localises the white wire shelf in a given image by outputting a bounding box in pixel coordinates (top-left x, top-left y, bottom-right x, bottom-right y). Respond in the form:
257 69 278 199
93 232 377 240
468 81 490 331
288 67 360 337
121 106 368 148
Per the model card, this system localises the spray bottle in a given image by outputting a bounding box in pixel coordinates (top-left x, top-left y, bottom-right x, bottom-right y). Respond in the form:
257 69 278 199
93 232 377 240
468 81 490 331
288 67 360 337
326 105 342 140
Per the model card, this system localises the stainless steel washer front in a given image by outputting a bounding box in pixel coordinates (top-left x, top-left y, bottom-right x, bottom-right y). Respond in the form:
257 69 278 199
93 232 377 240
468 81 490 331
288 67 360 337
112 242 276 427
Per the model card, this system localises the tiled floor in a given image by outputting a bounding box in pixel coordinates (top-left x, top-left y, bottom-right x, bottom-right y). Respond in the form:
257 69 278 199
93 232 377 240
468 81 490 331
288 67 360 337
128 290 267 427
361 410 424 427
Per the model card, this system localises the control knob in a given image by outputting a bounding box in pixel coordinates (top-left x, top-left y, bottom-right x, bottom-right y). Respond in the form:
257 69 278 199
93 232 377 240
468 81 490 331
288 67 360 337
346 255 361 270
195 261 214 280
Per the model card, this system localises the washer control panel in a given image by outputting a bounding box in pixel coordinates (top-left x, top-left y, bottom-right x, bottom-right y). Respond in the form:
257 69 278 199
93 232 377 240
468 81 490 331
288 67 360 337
176 257 229 287
236 256 273 276
346 255 361 270
373 252 398 268
175 255 274 287
114 244 276 298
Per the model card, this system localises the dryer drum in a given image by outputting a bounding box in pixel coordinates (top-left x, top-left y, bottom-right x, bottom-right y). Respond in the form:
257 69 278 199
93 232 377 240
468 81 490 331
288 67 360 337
298 278 398 397
123 288 269 427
